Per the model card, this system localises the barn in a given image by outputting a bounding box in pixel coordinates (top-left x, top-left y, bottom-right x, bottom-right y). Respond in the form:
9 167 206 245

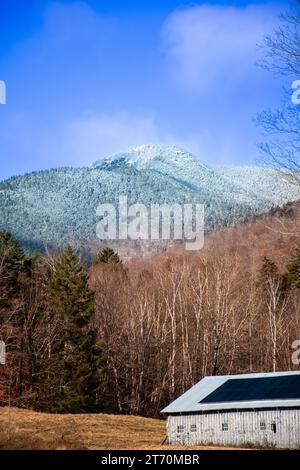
161 371 300 448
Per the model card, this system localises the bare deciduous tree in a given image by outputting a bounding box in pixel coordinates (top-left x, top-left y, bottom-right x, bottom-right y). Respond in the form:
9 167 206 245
257 3 300 183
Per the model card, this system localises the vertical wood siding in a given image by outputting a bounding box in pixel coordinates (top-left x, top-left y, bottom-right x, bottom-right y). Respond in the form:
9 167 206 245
167 409 300 448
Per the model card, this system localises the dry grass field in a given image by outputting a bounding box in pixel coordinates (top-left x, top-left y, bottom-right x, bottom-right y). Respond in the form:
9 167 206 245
0 407 241 450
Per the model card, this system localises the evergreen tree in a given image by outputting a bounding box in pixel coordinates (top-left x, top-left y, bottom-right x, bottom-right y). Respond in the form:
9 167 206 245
259 256 279 284
257 256 290 299
286 245 300 289
0 230 35 396
0 230 32 321
50 245 106 412
96 246 121 265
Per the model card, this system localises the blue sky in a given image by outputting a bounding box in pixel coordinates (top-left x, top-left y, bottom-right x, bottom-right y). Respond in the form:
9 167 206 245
0 0 289 179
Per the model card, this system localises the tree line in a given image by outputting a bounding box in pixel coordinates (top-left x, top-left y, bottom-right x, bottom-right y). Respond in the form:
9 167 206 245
0 230 300 416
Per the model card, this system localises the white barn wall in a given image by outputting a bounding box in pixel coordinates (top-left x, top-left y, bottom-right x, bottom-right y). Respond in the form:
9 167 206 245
167 409 300 448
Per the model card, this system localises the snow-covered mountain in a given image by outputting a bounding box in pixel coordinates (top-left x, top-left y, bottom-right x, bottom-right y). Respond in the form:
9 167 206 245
94 144 266 206
1 144 299 253
216 166 300 206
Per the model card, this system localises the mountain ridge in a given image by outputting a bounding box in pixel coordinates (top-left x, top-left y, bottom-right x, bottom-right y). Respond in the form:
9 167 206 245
1 144 299 253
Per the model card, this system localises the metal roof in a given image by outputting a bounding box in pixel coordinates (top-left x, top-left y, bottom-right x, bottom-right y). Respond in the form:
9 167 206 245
161 371 300 414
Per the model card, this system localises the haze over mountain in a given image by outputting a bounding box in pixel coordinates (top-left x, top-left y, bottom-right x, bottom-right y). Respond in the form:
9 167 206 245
0 144 299 254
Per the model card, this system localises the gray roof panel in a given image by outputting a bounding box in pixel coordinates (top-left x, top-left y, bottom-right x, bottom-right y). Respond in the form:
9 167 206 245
161 371 300 414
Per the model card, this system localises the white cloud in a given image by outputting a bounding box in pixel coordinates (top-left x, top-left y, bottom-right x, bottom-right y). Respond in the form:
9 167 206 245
1 107 214 173
61 111 159 163
60 111 212 164
162 3 280 94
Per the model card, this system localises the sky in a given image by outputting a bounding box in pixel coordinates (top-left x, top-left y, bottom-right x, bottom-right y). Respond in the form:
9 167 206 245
0 0 290 180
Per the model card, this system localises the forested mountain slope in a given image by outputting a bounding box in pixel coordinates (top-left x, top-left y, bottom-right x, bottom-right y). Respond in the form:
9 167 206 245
0 144 299 252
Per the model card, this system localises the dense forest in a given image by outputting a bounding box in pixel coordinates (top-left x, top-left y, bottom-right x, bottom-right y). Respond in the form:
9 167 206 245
1 229 300 417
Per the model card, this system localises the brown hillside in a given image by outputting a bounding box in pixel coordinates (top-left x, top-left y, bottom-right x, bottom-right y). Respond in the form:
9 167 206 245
165 201 300 272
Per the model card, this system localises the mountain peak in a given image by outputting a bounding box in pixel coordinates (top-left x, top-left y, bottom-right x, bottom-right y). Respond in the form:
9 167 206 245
93 143 202 169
